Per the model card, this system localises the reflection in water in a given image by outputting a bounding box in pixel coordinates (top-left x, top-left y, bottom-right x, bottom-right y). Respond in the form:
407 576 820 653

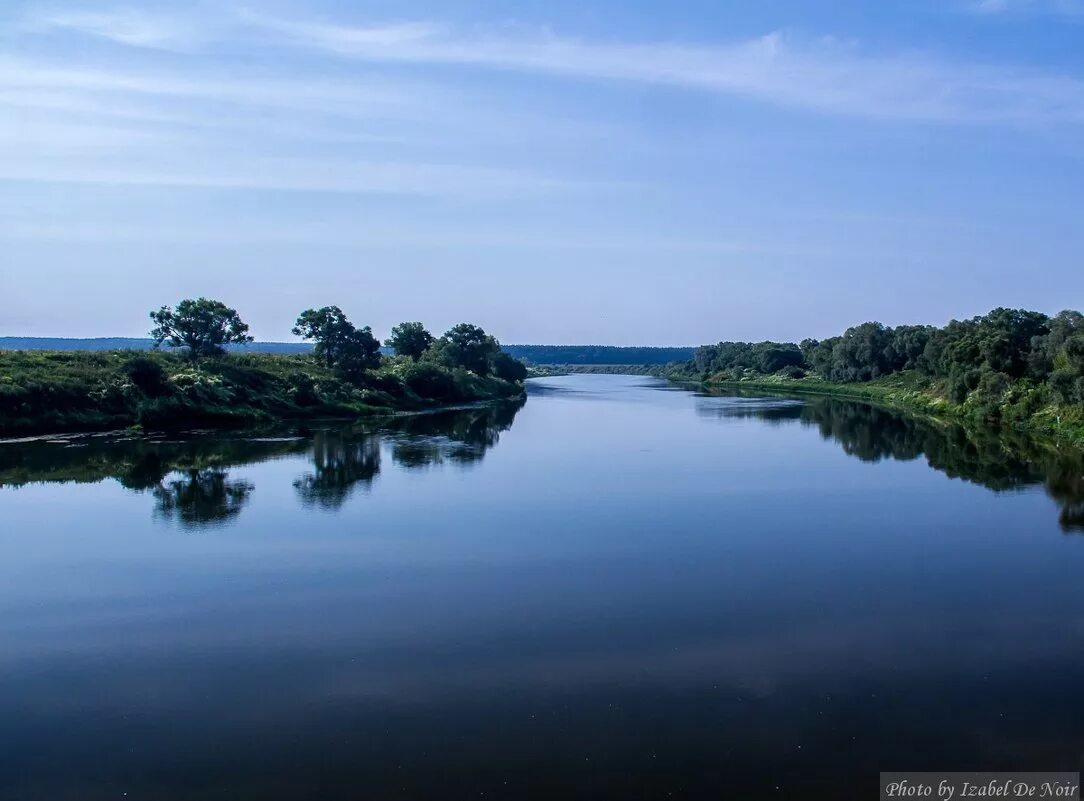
0 398 526 528
1 391 1077 531
697 391 1084 532
294 434 381 510
0 377 1082 800
153 468 254 528
289 399 525 508
386 401 523 468
0 435 309 489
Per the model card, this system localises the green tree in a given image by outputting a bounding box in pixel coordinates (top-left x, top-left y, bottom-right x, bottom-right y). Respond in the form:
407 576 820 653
492 351 528 382
292 306 357 368
385 321 434 361
292 307 382 379
149 298 253 359
437 323 500 376
1029 310 1084 379
334 326 383 380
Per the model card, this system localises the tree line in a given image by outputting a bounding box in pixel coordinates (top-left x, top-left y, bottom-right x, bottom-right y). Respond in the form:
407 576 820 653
148 298 527 383
685 307 1084 410
502 345 695 365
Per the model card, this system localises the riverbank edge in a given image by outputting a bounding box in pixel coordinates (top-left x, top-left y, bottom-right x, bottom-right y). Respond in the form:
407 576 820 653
0 390 528 443
0 349 528 439
693 376 1084 449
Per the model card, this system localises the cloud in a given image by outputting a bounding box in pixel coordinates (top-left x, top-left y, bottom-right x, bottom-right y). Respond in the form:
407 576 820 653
0 57 411 118
0 53 612 197
965 0 1084 16
24 8 211 50
235 12 1084 126
0 152 580 198
17 7 1084 126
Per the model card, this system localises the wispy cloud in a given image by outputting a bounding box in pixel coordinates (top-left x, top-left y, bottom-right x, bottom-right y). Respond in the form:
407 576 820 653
0 57 412 118
171 10 1084 125
23 7 212 50
0 52 615 197
0 147 581 198
17 7 1084 126
966 0 1084 16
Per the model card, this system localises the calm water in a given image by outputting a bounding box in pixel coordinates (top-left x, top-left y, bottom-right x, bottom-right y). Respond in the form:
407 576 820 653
1 374 1082 800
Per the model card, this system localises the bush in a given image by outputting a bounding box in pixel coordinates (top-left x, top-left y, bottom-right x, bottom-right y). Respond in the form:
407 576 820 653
779 364 806 379
948 368 982 403
121 357 170 397
288 372 319 406
404 363 461 402
493 352 528 382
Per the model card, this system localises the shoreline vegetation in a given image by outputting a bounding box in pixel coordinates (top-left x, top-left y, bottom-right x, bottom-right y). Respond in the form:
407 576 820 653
0 299 527 438
525 307 1084 449
657 307 1084 449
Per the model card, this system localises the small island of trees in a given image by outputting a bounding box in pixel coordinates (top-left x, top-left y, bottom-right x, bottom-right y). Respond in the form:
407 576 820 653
0 298 528 436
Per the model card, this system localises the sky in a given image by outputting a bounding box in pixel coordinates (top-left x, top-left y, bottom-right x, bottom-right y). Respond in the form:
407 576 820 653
2 0 1083 345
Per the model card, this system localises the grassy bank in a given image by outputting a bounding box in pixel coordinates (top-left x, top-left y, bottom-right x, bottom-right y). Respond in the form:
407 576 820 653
683 369 1084 448
0 349 525 437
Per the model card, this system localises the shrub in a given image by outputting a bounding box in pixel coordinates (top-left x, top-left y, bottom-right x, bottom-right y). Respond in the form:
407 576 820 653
288 372 319 406
492 352 528 383
121 357 170 397
779 364 806 379
404 363 460 402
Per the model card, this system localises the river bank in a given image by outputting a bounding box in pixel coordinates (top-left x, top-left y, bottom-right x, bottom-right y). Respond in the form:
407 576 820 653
687 371 1084 449
0 349 525 437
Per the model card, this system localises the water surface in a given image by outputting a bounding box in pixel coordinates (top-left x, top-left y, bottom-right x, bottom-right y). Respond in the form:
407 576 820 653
1 375 1082 800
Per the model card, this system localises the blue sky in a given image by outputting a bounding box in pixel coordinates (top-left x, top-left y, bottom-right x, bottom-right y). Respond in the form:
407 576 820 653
2 0 1083 344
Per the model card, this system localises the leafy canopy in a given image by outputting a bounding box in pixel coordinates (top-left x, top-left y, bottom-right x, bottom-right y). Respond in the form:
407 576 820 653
292 306 381 379
385 321 434 361
437 323 501 376
149 298 253 359
292 306 357 368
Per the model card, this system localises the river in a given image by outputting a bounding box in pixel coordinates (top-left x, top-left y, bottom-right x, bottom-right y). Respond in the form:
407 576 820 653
1 374 1081 799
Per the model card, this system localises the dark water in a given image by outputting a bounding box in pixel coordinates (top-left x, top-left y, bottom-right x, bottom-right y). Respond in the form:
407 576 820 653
1 374 1082 800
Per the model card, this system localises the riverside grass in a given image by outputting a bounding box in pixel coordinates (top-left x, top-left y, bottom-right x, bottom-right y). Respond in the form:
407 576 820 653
689 370 1084 449
0 349 525 437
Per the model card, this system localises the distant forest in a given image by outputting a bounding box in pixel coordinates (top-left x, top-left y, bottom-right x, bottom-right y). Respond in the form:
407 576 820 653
672 307 1084 425
1 339 694 365
0 337 314 354
501 345 694 365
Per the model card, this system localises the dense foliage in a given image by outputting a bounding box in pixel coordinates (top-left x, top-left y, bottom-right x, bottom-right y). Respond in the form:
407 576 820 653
292 306 383 381
385 322 435 361
149 298 254 358
673 307 1084 438
0 300 528 436
693 341 805 376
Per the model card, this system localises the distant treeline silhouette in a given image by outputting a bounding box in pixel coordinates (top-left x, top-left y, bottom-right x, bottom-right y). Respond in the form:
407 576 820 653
1 338 692 366
502 345 694 365
0 337 314 354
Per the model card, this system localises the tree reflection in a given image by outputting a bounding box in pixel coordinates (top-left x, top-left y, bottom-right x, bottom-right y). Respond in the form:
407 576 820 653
293 432 381 510
152 468 254 528
0 400 526 524
696 390 1084 533
0 435 308 490
385 398 525 469
0 434 305 531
